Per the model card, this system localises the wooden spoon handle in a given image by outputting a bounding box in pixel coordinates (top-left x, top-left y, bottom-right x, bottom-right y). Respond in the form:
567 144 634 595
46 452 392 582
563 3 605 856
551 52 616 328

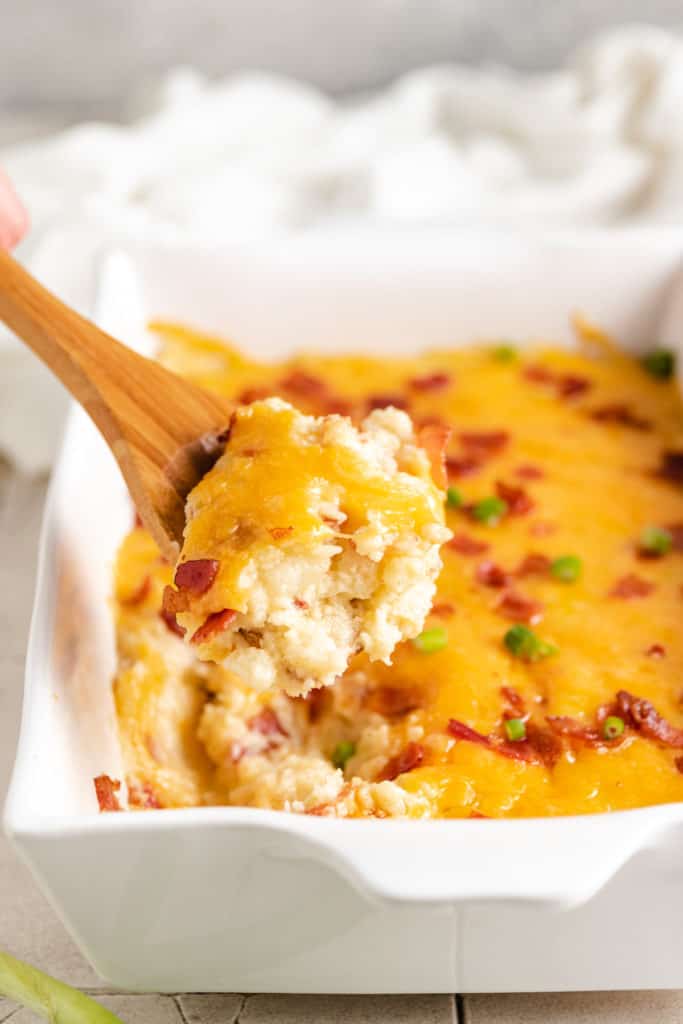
0 249 233 557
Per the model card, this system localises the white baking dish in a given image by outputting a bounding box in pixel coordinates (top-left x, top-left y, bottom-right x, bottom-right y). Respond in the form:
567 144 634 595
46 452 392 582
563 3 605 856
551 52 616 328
6 229 683 993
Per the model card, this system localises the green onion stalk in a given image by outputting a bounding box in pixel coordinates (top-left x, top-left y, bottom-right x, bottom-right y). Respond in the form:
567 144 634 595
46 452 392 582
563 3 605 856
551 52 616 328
0 950 125 1022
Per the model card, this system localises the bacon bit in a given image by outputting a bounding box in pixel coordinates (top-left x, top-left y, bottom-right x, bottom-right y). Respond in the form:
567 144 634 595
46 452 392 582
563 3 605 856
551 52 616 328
666 523 683 551
175 558 220 595
448 533 490 556
459 430 509 457
279 369 327 397
238 386 272 405
294 597 309 610
501 686 526 715
469 811 490 819
496 480 534 516
408 371 451 393
190 609 237 645
515 552 551 577
303 686 330 724
446 455 482 478
269 526 294 540
418 423 451 489
676 756 683 774
159 607 186 638
133 510 144 528
380 742 425 781
431 601 455 617
557 375 591 399
590 403 651 431
446 718 554 767
616 690 683 748
365 393 409 412
162 584 190 616
94 774 122 812
516 464 545 480
248 707 289 739
546 716 602 745
365 685 424 717
609 574 655 599
524 724 563 768
495 590 544 625
120 575 151 607
524 365 555 384
646 644 666 658
476 561 510 588
447 719 491 746
658 451 683 484
128 782 162 809
524 364 590 400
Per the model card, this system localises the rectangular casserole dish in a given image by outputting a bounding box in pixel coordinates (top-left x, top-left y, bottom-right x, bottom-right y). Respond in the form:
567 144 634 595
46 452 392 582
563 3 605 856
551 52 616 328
5 229 683 993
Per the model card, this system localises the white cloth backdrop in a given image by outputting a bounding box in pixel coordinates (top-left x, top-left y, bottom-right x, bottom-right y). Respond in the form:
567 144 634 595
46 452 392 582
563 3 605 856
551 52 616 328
3 24 683 472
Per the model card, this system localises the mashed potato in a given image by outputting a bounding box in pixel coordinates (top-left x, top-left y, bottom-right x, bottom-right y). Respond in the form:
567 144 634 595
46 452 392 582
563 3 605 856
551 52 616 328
163 398 450 696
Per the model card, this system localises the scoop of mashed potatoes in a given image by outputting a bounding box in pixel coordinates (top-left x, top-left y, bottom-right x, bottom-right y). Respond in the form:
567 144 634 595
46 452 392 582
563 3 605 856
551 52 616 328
162 398 450 696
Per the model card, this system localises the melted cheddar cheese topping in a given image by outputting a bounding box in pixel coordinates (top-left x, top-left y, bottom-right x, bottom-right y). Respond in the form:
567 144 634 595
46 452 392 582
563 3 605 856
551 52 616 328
111 321 683 818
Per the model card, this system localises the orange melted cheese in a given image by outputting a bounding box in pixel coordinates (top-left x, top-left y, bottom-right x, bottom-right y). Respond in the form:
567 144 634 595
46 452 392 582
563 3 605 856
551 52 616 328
112 321 683 818
180 397 442 615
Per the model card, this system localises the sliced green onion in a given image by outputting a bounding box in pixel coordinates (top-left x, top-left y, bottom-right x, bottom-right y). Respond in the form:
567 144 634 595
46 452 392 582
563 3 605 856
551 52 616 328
550 554 582 582
446 486 463 508
471 496 508 526
492 344 517 362
641 349 675 380
504 717 527 742
639 525 673 556
0 949 125 1022
413 626 448 654
332 740 356 770
504 624 558 662
603 715 625 741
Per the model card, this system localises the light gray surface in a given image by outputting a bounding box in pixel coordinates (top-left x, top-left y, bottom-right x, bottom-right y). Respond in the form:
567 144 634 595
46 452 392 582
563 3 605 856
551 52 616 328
2 0 683 121
2 466 683 1019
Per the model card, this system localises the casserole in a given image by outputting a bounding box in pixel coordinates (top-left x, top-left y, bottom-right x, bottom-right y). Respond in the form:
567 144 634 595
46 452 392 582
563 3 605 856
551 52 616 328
5 230 683 992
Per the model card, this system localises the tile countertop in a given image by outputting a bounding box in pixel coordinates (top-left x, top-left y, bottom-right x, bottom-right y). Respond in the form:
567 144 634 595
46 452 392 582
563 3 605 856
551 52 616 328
2 462 683 1023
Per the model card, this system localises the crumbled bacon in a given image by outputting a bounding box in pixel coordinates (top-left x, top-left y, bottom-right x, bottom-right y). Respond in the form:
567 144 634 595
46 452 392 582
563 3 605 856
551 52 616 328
128 782 162 809
446 717 556 768
293 597 309 610
175 558 220 595
459 430 509 457
431 601 455 617
557 375 591 399
447 719 491 746
365 393 409 412
515 464 544 480
646 644 666 658
302 686 330 724
496 480 534 516
590 403 651 431
408 372 451 393
495 590 544 624
665 523 683 551
380 742 425 781
248 707 289 739
546 716 602 745
94 774 122 812
615 690 683 748
676 756 683 774
162 584 190 616
609 574 655 599
447 533 490 556
515 552 551 577
190 609 237 645
476 561 510 588
500 686 526 716
418 423 452 489
269 526 294 540
159 607 186 638
120 575 151 607
446 455 482 478
469 810 490 819
524 364 591 400
657 451 683 484
365 685 424 716
238 386 272 405
279 369 327 397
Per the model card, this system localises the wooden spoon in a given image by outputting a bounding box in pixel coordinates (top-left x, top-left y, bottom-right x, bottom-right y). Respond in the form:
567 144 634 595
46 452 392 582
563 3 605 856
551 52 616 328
0 249 233 561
